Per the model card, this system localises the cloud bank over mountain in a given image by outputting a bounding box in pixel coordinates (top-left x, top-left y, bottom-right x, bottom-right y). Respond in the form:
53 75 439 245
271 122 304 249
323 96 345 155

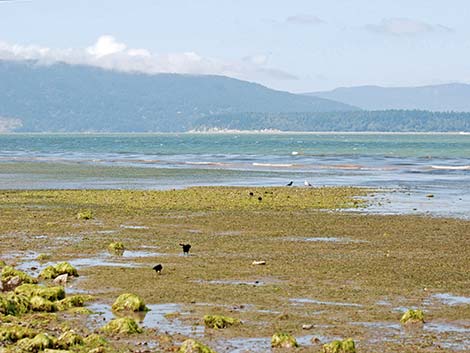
0 35 297 83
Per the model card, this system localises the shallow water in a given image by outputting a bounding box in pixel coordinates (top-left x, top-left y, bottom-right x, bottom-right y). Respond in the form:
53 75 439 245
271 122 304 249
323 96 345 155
86 302 204 336
1 133 469 219
289 298 362 307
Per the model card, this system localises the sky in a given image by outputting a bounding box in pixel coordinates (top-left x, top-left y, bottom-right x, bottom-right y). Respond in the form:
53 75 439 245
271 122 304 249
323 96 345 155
0 0 469 92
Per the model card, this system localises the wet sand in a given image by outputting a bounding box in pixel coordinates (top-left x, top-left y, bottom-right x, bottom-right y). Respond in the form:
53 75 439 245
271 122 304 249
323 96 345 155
1 187 469 352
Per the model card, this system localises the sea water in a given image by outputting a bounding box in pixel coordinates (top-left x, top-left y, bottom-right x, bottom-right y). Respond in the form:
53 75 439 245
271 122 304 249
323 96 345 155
0 132 469 218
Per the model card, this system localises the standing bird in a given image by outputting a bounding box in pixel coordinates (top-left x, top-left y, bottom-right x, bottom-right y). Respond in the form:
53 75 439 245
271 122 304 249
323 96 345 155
179 243 191 255
153 264 163 274
286 181 293 186
304 180 313 187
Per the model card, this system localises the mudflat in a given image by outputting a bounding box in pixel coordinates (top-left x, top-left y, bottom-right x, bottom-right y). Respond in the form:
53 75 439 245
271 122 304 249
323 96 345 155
1 187 469 352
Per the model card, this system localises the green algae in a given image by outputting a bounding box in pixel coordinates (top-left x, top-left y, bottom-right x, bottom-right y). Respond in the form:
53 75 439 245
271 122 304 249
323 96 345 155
30 296 56 312
39 262 78 280
111 293 148 312
83 334 108 347
100 317 142 335
15 284 66 301
1 266 37 285
0 292 31 316
323 338 356 353
36 254 51 262
400 309 425 324
76 209 93 220
179 339 217 353
66 307 93 315
56 295 93 311
271 332 299 348
57 330 84 348
108 242 125 254
0 259 6 267
16 333 58 352
0 324 37 343
203 314 240 329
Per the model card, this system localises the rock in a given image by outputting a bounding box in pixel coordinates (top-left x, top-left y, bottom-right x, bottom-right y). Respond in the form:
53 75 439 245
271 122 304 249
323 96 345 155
251 260 266 265
400 309 424 324
100 317 142 335
179 339 217 353
271 333 299 348
322 338 356 353
203 315 240 329
53 274 68 286
111 293 149 312
4 275 23 291
302 324 314 330
0 279 3 291
39 262 78 280
1 266 37 286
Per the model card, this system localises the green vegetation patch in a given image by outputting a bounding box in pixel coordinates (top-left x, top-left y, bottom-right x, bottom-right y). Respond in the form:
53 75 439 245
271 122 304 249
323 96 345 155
108 242 125 254
56 295 93 311
1 266 38 285
57 330 84 348
15 284 66 301
203 315 240 329
76 209 93 220
30 296 56 312
100 317 142 335
179 339 217 353
39 262 78 280
323 338 356 353
111 293 149 312
0 292 31 316
16 333 58 352
400 309 425 324
0 324 37 343
271 332 299 348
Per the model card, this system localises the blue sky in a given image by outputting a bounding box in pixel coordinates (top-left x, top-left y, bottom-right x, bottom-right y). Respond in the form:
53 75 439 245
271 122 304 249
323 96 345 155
0 0 469 92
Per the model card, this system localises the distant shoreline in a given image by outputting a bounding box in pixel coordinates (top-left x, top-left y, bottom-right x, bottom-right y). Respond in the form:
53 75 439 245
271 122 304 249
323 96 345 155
0 131 469 135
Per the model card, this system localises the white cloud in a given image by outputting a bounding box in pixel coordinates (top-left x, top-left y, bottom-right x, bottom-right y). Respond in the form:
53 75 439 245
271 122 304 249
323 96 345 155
365 18 453 36
286 14 324 25
0 35 298 82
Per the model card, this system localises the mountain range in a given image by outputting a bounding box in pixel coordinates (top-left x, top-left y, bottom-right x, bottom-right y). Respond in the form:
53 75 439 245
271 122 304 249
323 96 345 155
307 83 470 112
0 60 355 132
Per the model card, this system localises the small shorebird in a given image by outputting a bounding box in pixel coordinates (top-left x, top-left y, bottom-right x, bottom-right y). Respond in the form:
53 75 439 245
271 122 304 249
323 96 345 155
153 264 163 274
304 180 313 187
179 243 191 255
286 181 293 186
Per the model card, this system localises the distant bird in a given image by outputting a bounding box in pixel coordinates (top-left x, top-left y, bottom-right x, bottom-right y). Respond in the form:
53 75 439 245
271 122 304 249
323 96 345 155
304 180 313 187
258 196 262 201
249 192 254 196
286 181 293 186
153 264 163 274
179 243 191 255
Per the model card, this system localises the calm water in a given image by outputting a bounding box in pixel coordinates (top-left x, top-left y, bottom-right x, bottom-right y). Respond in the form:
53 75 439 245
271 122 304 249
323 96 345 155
0 133 469 218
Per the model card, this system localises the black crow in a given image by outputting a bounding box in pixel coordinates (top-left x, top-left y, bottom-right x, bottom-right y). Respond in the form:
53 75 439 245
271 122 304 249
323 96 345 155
179 243 191 255
153 264 163 274
286 181 293 186
249 192 254 196
258 196 262 201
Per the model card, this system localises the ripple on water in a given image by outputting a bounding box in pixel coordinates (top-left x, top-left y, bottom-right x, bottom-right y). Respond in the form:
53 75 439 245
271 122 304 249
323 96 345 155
431 293 470 306
290 298 362 307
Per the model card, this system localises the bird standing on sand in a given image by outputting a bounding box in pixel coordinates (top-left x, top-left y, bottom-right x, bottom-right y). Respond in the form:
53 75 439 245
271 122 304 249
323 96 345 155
153 264 163 274
304 180 312 187
180 243 191 255
286 181 293 186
